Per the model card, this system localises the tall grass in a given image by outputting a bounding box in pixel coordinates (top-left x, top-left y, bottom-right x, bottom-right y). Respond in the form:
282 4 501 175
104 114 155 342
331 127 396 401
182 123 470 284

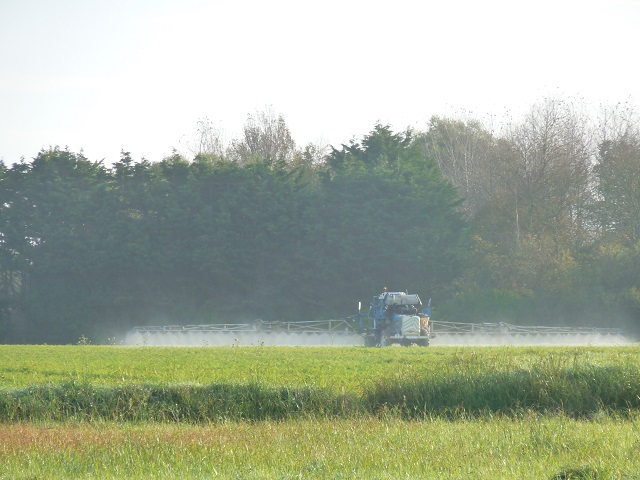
1 346 639 478
1 362 639 421
0 381 355 422
366 363 640 418
1 417 639 479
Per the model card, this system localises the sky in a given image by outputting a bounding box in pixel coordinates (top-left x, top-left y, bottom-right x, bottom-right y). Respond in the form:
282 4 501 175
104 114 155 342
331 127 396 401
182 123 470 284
1 0 639 165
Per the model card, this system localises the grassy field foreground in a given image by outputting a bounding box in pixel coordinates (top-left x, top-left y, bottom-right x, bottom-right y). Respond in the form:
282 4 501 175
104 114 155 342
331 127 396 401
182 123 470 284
1 345 640 420
1 416 639 479
0 345 639 478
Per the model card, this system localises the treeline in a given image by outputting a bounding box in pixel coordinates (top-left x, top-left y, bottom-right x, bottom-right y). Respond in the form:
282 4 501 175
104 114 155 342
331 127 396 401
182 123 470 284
1 99 639 343
425 98 640 331
0 120 466 343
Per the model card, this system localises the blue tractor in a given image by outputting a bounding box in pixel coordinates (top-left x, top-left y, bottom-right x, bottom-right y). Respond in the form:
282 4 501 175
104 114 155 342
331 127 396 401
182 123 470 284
361 290 431 347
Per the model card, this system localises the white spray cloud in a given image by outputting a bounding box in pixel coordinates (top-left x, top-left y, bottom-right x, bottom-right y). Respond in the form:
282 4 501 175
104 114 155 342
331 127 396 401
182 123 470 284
123 331 631 347
124 331 365 347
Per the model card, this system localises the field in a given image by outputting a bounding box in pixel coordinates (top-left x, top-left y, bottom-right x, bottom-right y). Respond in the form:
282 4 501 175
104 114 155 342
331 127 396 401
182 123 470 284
1 345 639 479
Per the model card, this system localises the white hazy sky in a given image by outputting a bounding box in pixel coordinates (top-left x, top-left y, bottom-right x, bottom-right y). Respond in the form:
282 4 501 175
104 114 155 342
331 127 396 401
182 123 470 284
1 0 639 164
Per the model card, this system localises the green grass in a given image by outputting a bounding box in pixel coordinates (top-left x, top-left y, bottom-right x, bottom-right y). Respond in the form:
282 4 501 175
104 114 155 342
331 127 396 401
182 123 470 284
1 416 639 479
1 345 640 420
1 345 639 478
1 344 638 391
2 360 640 421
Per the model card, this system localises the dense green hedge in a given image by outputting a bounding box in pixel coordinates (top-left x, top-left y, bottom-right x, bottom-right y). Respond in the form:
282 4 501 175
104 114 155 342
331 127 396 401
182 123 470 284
0 127 467 344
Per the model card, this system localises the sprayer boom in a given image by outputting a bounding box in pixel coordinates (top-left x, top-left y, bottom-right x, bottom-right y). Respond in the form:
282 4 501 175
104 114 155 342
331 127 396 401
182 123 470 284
430 321 622 336
132 319 355 335
127 290 626 346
